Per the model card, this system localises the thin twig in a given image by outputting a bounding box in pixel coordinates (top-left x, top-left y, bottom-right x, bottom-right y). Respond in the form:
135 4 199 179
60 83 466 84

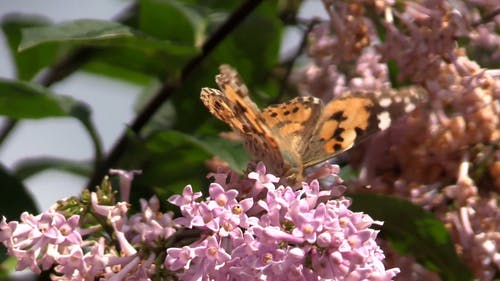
0 120 17 145
85 0 265 190
472 8 500 27
273 18 320 103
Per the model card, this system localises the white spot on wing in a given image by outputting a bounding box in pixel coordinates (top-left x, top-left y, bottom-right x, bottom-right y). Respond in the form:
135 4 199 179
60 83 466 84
405 103 416 112
377 111 392 130
379 97 392 108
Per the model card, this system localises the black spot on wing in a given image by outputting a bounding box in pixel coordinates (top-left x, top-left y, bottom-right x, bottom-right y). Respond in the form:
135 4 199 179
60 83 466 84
354 127 364 136
235 101 247 113
333 143 342 152
333 127 345 142
214 101 221 109
330 111 347 122
242 124 251 133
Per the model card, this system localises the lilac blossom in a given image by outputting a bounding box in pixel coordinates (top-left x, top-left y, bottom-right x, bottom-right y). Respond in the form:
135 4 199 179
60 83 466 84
299 1 500 279
166 162 399 280
109 169 142 203
1 162 397 281
0 211 82 275
1 170 176 281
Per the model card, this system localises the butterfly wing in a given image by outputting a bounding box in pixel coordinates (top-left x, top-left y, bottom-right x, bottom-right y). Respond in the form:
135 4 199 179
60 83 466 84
200 65 287 174
214 65 263 125
302 88 425 168
200 87 251 133
260 97 324 175
201 64 425 183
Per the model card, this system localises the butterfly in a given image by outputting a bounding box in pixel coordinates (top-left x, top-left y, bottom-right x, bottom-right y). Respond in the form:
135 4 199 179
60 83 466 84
200 65 424 184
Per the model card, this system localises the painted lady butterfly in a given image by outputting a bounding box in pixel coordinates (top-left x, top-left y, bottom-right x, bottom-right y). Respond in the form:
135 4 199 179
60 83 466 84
201 65 424 184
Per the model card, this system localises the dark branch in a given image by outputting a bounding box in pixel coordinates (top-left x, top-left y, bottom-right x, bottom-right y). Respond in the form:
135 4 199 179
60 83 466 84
85 0 265 190
273 18 319 103
0 120 17 145
472 8 500 27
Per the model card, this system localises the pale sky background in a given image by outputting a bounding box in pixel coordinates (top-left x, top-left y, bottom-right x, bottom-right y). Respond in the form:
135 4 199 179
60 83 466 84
0 0 326 211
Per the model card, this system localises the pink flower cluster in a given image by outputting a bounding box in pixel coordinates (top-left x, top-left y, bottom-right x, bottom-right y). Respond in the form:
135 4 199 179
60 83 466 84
166 163 399 280
0 171 177 280
0 211 83 276
297 1 500 279
0 166 397 280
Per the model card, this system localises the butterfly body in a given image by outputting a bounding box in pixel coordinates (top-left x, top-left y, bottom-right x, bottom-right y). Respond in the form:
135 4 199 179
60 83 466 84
201 65 424 184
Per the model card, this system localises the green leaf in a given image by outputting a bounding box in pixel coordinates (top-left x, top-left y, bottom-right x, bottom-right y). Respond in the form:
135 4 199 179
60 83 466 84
119 130 210 207
0 164 38 220
19 19 199 75
19 19 198 56
148 130 250 173
210 1 284 88
387 59 400 88
171 1 283 133
83 60 154 85
0 79 103 161
119 129 250 208
338 165 359 181
134 78 177 133
13 157 92 180
349 193 474 281
0 256 18 277
19 19 130 50
178 132 250 173
139 0 204 46
1 14 59 81
0 78 77 118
